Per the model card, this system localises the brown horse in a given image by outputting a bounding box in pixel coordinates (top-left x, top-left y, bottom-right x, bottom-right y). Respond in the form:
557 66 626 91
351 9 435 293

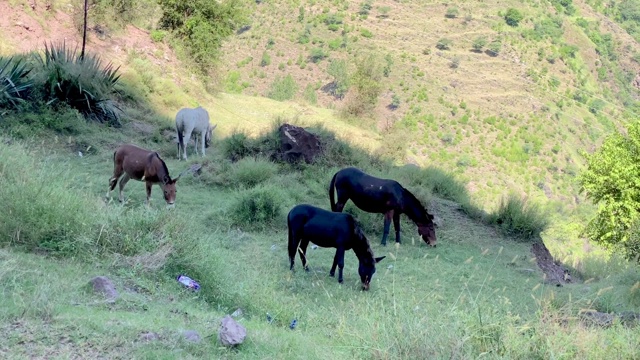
107 144 183 206
329 167 437 247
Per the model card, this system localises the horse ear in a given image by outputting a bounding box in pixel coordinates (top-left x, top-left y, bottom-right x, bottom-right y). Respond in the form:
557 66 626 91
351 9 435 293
211 124 217 130
375 256 386 263
429 214 434 220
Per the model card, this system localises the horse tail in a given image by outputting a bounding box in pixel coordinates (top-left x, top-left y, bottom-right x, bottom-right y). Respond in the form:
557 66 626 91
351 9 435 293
329 171 338 212
176 116 184 156
287 211 298 267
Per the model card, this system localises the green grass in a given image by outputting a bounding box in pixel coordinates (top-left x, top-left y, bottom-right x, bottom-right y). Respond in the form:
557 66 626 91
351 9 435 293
1 128 639 358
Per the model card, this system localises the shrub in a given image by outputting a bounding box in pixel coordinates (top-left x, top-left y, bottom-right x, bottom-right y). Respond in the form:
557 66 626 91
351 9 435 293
487 194 548 240
32 42 122 125
436 38 453 50
157 0 248 72
267 74 298 101
341 53 383 117
327 59 350 99
472 36 487 52
309 48 327 63
303 83 317 104
230 157 279 187
360 28 373 38
445 7 459 18
488 39 502 55
260 51 271 67
150 30 166 42
230 184 284 229
504 8 523 27
221 132 256 161
0 55 32 110
450 57 461 69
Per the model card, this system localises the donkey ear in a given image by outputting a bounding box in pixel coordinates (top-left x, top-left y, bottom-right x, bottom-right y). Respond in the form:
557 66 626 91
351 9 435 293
375 256 386 263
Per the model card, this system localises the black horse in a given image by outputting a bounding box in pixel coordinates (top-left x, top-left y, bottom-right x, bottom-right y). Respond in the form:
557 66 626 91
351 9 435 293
329 167 437 247
287 204 385 290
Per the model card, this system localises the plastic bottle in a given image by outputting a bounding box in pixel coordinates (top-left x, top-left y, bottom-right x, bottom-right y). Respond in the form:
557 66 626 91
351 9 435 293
176 275 200 291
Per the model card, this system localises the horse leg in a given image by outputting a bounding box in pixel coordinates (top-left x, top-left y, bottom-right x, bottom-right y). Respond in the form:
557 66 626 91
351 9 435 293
336 247 345 283
182 130 193 160
335 192 349 212
145 181 153 206
329 249 342 278
107 160 124 199
381 210 393 246
200 131 206 157
288 225 299 270
299 239 310 272
393 212 401 243
117 173 131 203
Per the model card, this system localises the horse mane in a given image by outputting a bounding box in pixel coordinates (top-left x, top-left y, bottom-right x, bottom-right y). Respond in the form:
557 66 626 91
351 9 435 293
350 218 375 262
149 152 171 183
400 186 429 224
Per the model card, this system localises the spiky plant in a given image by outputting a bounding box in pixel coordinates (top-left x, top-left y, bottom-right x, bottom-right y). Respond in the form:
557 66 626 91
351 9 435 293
34 42 122 125
0 55 32 110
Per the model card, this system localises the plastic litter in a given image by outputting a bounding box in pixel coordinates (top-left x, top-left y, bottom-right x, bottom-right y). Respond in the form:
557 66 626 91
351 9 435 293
311 245 318 250
289 319 297 330
176 275 200 291
266 313 273 323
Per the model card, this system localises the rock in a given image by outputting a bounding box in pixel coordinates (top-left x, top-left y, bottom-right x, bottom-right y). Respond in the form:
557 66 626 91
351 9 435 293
277 123 322 164
181 330 201 343
218 315 247 346
231 308 243 318
139 332 160 342
89 276 119 301
581 310 615 328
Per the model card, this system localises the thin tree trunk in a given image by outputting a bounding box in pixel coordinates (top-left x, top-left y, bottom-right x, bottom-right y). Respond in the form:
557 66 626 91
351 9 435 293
81 0 88 60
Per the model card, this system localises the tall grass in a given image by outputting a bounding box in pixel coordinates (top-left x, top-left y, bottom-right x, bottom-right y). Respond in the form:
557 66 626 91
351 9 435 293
0 142 184 257
0 55 32 110
488 194 549 240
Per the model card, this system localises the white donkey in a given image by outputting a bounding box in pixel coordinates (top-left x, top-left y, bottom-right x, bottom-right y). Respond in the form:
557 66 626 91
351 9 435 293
175 106 217 160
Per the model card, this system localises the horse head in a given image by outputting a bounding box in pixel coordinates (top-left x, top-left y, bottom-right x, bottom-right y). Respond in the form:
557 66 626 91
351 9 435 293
205 124 217 148
417 213 437 247
359 256 386 291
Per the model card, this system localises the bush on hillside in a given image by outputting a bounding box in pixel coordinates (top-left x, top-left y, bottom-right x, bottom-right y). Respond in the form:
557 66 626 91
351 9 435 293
32 42 122 126
504 8 524 27
0 55 33 110
487 194 548 241
230 184 284 229
267 74 298 101
230 157 279 187
157 0 248 72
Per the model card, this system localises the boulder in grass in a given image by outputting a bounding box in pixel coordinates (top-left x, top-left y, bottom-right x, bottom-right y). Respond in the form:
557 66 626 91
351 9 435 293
277 123 322 164
89 276 118 301
218 315 247 347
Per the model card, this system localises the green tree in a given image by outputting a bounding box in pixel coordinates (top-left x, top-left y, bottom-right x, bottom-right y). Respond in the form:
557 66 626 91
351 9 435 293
342 53 382 117
157 0 248 71
578 121 640 261
327 59 350 99
504 8 523 27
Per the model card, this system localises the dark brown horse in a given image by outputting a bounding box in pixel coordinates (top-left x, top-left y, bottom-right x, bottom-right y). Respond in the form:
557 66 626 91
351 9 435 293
329 167 437 247
107 144 183 206
287 204 385 290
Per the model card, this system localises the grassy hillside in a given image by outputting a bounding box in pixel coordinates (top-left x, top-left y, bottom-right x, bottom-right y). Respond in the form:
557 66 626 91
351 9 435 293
1 131 639 359
2 0 640 358
3 0 639 208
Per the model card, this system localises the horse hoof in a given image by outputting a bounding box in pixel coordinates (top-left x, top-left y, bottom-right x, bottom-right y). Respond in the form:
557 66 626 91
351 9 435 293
329 272 335 277
304 267 310 272
338 279 343 284
381 243 387 246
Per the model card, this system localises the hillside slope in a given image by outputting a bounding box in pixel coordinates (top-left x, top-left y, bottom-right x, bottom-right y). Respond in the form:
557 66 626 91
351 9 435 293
2 0 639 209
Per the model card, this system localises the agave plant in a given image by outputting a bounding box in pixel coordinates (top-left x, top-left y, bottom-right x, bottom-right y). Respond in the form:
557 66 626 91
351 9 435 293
34 42 122 125
0 55 33 110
